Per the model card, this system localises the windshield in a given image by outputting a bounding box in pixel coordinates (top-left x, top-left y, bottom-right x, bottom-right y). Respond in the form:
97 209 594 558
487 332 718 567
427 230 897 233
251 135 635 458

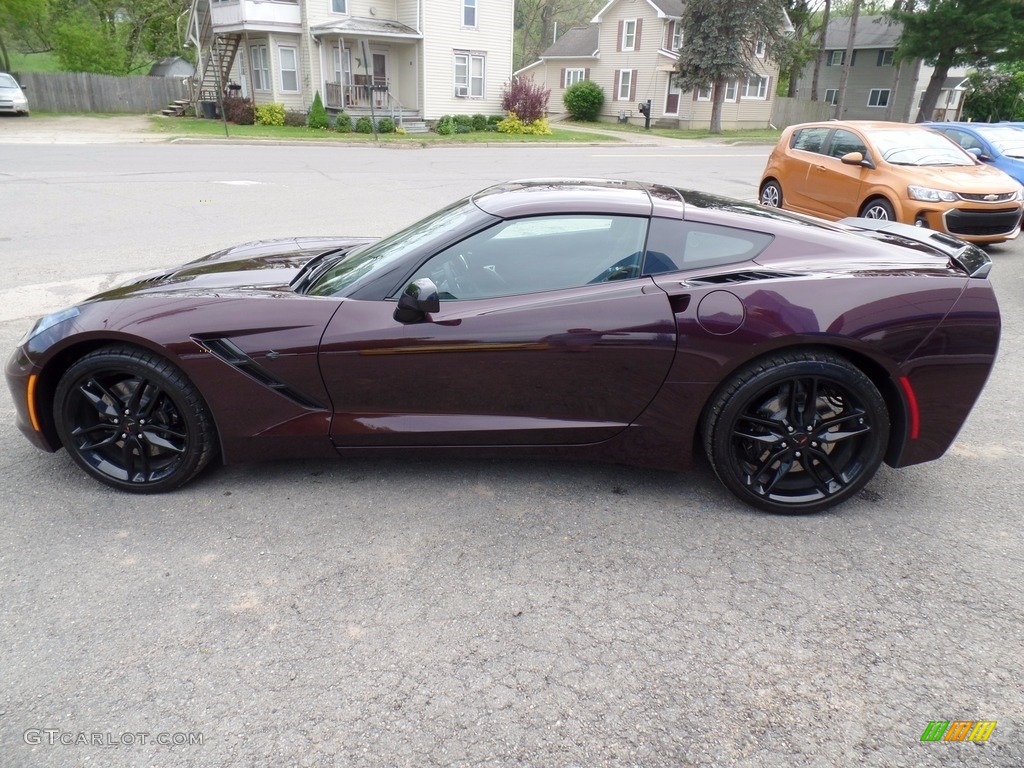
976 126 1024 157
0 73 18 88
306 197 476 296
873 129 975 166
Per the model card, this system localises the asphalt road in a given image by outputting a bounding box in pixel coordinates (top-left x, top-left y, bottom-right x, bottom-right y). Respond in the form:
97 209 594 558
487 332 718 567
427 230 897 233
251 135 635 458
0 131 1022 767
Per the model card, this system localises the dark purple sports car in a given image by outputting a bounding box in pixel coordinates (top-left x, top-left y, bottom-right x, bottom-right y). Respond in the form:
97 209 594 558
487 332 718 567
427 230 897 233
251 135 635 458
6 179 1000 513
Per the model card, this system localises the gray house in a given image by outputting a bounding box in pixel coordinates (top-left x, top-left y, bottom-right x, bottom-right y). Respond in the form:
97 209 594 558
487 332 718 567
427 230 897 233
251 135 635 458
792 15 967 122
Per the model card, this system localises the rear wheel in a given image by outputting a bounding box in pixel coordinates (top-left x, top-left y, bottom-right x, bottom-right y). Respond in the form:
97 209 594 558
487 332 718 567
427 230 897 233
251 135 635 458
703 351 888 514
760 180 783 208
860 198 895 220
54 346 216 493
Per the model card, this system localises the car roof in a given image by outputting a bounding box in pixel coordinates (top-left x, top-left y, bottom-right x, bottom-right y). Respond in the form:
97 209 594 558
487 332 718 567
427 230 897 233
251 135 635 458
470 179 686 219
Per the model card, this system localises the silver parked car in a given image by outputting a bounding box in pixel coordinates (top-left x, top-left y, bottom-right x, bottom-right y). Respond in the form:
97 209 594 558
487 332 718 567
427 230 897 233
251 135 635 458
0 72 30 116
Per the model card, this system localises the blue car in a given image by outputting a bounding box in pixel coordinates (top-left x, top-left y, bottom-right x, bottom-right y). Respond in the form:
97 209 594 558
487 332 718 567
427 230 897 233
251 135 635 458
925 122 1024 185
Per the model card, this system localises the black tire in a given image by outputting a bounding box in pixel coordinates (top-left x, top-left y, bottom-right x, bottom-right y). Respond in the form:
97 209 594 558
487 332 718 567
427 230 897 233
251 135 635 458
759 180 783 208
859 198 895 221
703 351 889 514
54 346 216 493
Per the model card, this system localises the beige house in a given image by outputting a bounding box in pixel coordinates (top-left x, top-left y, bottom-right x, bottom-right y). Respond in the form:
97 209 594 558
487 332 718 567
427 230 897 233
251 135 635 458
515 0 779 129
186 0 514 126
792 15 968 122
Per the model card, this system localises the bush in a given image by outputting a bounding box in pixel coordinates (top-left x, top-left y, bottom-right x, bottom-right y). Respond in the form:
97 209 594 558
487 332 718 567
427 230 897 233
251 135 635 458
487 114 502 131
377 117 395 133
254 103 285 126
454 114 474 130
471 113 488 131
308 91 329 129
501 78 550 124
563 80 604 121
224 98 254 124
334 111 351 132
354 116 374 133
284 109 307 127
497 113 553 135
435 115 456 135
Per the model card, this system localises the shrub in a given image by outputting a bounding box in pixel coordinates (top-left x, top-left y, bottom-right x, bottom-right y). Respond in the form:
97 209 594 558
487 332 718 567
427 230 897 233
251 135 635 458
334 111 352 132
354 116 374 133
471 113 488 131
308 91 329 129
487 114 502 131
497 112 553 135
284 109 307 127
254 103 285 126
454 114 474 130
223 97 254 125
377 117 395 133
563 80 604 121
435 115 456 135
501 78 550 124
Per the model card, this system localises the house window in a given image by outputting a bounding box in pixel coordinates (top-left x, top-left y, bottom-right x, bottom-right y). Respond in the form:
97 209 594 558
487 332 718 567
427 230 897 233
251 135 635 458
279 46 298 92
827 50 844 66
868 88 890 107
671 23 683 51
696 85 711 101
331 0 346 13
755 39 766 58
463 0 476 27
877 49 894 66
250 44 269 91
742 75 768 99
725 80 738 102
617 70 633 100
564 68 585 87
454 52 485 98
824 88 838 105
622 20 637 51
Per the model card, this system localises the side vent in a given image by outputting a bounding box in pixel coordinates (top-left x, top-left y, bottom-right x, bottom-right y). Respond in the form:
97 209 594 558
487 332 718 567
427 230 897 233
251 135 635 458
193 337 326 410
687 270 803 286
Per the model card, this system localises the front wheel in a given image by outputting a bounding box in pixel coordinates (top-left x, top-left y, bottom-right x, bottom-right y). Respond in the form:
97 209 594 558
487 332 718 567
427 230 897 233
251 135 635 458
54 346 216 493
703 351 889 514
860 198 895 220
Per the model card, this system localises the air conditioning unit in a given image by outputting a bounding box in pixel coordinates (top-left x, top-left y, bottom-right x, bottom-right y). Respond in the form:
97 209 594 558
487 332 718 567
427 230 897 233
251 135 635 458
455 86 468 98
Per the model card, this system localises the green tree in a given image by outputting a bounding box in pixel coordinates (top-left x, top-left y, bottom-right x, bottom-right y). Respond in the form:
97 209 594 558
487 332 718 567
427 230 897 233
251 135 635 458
962 66 1024 122
0 0 52 72
891 0 1024 122
514 0 601 72
674 0 788 133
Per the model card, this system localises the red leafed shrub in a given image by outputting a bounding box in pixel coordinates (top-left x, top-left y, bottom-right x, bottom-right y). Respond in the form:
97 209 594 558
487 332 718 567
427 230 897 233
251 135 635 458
224 97 255 125
501 78 550 124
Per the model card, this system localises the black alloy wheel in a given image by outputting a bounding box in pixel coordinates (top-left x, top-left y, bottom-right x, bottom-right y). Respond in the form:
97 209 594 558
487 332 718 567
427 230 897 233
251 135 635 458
704 351 889 514
54 346 216 492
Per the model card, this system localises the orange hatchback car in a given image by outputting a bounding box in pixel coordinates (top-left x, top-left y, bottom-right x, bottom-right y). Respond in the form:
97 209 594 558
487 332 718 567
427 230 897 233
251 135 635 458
759 120 1024 244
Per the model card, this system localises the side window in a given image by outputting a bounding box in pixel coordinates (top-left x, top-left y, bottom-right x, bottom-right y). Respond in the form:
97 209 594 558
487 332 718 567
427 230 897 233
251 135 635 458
643 218 773 274
405 215 649 300
790 127 830 154
827 128 868 159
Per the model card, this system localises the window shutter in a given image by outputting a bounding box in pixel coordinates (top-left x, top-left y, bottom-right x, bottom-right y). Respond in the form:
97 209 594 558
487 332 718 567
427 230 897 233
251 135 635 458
635 19 643 49
630 70 636 101
617 21 623 52
615 70 621 100
851 50 858 67
764 76 771 98
561 68 566 88
665 21 672 49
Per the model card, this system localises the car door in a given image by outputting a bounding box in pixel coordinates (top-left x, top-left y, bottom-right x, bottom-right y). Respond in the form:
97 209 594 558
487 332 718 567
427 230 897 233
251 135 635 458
810 128 870 218
317 214 678 447
779 126 833 215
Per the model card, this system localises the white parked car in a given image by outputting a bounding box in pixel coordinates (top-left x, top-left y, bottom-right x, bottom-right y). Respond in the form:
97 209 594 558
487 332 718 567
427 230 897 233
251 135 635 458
0 72 30 116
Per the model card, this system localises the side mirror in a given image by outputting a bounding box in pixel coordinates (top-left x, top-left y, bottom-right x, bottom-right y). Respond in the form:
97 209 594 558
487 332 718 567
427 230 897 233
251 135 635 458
394 277 440 323
841 151 873 168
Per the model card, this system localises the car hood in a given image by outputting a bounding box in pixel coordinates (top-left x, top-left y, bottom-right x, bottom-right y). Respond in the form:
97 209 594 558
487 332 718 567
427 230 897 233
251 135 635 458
896 163 1020 192
91 237 374 300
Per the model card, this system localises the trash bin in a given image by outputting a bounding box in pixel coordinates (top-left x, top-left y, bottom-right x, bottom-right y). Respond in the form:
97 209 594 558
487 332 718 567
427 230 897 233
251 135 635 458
200 100 217 119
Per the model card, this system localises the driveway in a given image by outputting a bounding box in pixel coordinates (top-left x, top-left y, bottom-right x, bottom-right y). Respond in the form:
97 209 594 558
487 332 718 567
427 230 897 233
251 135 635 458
0 114 164 144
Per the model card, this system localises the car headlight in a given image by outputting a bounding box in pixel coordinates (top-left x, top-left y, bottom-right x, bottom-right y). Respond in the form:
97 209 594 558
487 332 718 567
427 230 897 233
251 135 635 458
908 186 958 203
19 306 80 345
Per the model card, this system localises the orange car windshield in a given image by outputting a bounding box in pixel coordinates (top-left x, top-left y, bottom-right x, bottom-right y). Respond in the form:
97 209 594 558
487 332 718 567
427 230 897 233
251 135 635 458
871 130 975 167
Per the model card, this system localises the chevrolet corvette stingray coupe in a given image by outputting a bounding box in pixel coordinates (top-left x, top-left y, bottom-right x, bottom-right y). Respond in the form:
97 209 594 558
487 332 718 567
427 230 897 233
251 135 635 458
7 180 1001 514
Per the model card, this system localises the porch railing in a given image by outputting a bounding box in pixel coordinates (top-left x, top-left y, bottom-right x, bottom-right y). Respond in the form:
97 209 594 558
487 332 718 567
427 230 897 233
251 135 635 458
325 80 406 125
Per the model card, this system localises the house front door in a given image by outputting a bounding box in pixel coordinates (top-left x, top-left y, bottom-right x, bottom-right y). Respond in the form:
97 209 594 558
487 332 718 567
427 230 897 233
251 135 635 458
665 78 681 116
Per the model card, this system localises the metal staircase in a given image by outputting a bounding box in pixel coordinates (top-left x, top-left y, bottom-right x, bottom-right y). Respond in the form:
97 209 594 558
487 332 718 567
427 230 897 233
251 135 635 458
185 0 241 111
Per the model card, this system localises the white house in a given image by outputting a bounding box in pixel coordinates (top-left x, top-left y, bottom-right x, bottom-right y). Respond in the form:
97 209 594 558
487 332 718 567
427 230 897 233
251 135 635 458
515 0 781 130
186 0 514 124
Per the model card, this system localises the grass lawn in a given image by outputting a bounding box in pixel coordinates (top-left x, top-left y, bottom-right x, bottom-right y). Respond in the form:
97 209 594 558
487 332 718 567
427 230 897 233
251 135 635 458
6 51 62 73
148 116 621 144
566 119 781 143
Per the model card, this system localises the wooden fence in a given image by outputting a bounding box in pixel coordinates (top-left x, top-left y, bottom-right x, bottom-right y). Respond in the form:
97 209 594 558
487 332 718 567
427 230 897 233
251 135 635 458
13 71 190 114
771 96 835 130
